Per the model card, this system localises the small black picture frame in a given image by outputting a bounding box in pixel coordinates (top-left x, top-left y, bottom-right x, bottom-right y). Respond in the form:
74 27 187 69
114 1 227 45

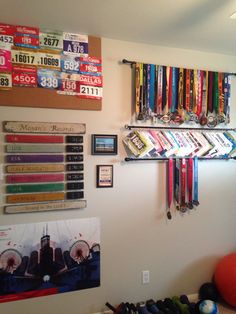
91 134 117 155
96 165 113 188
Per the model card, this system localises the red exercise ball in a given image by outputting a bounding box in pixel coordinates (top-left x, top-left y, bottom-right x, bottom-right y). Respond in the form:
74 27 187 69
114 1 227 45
214 253 236 307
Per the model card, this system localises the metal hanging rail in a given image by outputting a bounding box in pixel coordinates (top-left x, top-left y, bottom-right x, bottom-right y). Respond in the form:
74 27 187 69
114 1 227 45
125 156 236 162
122 59 236 75
124 124 236 132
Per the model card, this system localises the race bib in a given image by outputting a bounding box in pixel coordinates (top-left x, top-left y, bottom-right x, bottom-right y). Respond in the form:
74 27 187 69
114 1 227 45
61 55 80 73
78 84 102 99
37 50 61 69
12 48 38 66
12 66 37 87
0 73 12 89
14 25 39 49
0 24 14 49
63 32 88 56
0 48 12 72
38 69 61 89
39 30 63 50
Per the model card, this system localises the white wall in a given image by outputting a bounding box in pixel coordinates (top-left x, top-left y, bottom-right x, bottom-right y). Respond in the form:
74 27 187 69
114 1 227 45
0 38 236 314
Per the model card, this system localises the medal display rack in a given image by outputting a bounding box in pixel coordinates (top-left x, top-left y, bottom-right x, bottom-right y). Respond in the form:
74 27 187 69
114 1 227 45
122 59 235 128
123 124 236 161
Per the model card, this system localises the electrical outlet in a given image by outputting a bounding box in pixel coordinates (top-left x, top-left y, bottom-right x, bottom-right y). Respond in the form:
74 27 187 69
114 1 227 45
142 270 150 284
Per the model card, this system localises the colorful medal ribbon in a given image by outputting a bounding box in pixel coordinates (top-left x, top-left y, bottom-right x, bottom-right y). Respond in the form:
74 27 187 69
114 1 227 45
172 67 179 113
218 72 224 116
189 69 194 112
149 64 155 114
162 66 167 114
178 68 184 116
165 66 170 115
193 157 199 206
135 63 141 117
213 72 219 114
180 158 187 212
196 70 203 118
168 67 173 112
157 65 163 115
208 71 213 113
185 69 190 113
193 69 198 114
142 64 147 117
187 158 193 209
174 159 180 210
167 158 173 219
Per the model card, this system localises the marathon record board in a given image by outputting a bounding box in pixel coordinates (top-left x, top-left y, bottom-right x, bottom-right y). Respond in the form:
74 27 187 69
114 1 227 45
0 22 102 110
2 121 86 214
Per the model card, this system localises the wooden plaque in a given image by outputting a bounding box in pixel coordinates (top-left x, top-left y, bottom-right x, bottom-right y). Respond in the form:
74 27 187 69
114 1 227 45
0 36 102 111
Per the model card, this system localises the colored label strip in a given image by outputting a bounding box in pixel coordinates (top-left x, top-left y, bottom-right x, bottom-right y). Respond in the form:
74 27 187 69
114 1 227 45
6 192 65 203
6 164 64 173
7 183 64 193
6 144 64 153
6 154 64 163
5 200 87 214
6 173 64 183
6 134 64 143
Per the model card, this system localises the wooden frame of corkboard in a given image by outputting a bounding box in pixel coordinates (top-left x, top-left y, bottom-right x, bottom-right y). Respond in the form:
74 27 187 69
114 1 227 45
0 36 102 111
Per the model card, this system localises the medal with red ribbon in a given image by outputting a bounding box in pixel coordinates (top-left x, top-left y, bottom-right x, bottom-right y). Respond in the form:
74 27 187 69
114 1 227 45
167 158 173 219
187 158 194 209
180 158 187 212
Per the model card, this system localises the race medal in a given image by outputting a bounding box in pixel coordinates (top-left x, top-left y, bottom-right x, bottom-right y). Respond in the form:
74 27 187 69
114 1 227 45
170 112 183 125
160 114 171 124
12 48 38 66
174 159 180 210
187 158 193 209
12 65 37 87
0 72 12 89
167 158 173 219
61 54 80 73
0 48 11 72
38 68 61 89
0 23 15 48
37 50 61 70
193 157 199 206
180 158 187 212
63 32 88 56
39 30 63 50
217 113 226 124
207 115 217 128
14 25 39 49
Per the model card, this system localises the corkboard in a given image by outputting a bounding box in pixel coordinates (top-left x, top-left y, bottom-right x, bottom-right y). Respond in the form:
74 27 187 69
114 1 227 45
0 36 102 111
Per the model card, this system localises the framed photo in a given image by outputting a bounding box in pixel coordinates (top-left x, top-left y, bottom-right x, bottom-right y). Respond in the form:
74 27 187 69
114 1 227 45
96 165 113 188
91 134 117 155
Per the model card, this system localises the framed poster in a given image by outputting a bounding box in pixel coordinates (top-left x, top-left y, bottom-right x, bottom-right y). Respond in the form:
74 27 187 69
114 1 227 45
91 134 117 155
96 165 113 188
0 217 100 303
